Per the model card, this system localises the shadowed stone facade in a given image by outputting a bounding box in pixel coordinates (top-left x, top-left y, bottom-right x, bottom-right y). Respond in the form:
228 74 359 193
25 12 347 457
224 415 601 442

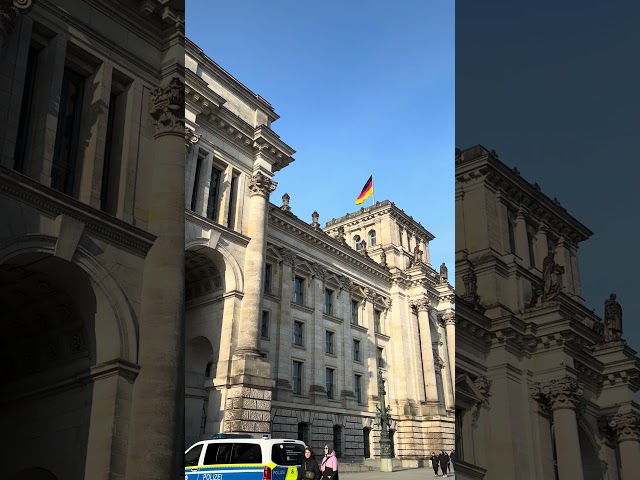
455 145 640 480
0 1 185 479
184 38 455 465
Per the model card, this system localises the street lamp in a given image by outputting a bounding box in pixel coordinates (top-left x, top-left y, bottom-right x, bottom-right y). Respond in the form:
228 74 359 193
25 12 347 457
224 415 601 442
375 367 393 472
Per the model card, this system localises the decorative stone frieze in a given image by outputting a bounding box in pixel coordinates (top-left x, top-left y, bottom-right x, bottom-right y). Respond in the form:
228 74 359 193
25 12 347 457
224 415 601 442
462 268 481 306
248 172 277 198
279 247 297 267
185 126 201 153
530 376 583 411
471 375 492 426
149 77 185 138
609 411 640 443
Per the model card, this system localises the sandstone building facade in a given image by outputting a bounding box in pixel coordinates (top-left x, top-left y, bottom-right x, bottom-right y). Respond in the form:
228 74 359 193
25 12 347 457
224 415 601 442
183 38 455 463
455 145 640 480
0 1 186 479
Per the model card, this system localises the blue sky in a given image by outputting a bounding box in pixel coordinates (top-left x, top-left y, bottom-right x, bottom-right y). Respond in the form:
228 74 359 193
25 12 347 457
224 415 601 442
186 0 455 275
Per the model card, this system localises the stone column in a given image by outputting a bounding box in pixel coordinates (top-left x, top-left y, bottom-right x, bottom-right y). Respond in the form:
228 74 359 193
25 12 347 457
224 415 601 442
224 171 276 436
0 10 32 169
532 376 584 480
443 310 455 391
535 223 548 271
127 77 186 479
77 62 113 207
219 163 234 226
236 171 276 355
610 411 640 480
0 0 34 49
412 296 439 403
24 33 67 185
436 317 454 410
197 151 213 217
514 207 529 260
311 267 328 405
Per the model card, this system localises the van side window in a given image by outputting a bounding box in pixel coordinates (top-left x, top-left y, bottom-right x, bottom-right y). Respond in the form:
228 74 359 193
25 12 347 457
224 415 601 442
203 443 232 465
231 443 262 464
185 444 204 466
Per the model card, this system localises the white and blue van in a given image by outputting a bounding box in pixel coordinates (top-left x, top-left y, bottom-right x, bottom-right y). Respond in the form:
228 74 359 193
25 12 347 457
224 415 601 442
185 436 306 480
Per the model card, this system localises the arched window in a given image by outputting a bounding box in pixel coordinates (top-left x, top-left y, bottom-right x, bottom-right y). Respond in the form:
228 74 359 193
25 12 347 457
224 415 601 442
353 235 362 251
368 230 377 247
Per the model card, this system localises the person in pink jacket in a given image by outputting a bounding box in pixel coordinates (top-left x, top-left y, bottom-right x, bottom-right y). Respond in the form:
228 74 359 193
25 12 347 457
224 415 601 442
320 444 339 480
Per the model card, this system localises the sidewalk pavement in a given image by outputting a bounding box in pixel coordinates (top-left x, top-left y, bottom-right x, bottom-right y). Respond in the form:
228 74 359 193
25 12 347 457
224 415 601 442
339 467 455 479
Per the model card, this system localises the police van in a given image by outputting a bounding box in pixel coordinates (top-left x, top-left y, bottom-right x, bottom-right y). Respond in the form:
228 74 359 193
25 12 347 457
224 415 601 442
184 435 306 480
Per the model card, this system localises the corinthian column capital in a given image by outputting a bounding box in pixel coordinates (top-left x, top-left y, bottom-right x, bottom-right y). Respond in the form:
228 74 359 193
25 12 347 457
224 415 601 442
411 296 430 312
248 172 277 198
531 376 583 411
149 77 185 138
610 411 640 443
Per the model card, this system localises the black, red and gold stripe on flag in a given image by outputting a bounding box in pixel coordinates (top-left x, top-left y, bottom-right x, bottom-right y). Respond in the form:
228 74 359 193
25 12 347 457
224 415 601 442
355 175 374 205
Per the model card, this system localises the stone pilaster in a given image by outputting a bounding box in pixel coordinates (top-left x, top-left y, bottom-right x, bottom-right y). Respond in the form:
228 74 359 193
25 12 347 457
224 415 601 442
236 171 276 355
531 376 584 480
609 411 640 480
436 316 454 411
535 223 548 271
444 310 455 385
275 249 296 401
514 207 529 260
127 76 186 479
556 236 575 296
0 0 34 49
412 296 439 404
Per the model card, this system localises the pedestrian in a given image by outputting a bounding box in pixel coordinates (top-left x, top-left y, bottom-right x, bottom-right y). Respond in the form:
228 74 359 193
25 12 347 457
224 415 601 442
430 451 440 476
320 444 339 480
450 449 456 471
439 450 450 477
298 446 321 480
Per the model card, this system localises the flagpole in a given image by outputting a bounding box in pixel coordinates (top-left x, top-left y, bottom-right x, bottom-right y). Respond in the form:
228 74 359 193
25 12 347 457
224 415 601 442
371 172 375 205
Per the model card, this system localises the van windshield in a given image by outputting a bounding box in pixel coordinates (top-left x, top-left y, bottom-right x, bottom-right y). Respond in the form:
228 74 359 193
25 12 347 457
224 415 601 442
271 443 305 466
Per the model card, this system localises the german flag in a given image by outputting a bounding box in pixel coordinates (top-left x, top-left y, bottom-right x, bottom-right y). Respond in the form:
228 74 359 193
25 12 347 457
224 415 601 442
355 175 374 205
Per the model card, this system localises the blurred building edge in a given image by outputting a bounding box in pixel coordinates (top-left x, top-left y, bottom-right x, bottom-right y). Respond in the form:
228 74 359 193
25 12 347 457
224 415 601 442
0 1 186 479
183 38 455 470
455 145 640 480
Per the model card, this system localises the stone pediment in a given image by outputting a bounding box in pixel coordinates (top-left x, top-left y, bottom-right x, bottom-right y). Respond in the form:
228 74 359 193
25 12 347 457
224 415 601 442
456 373 485 407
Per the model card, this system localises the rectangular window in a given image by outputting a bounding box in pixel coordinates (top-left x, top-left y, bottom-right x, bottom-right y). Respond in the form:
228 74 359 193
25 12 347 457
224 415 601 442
292 361 303 395
374 310 382 334
100 91 119 213
293 321 304 346
354 374 363 404
351 300 359 325
264 264 272 294
326 368 335 399
326 331 334 354
261 311 269 339
190 154 203 212
325 288 333 315
13 46 40 173
206 165 223 221
51 68 85 196
377 347 384 369
353 339 361 361
227 173 238 229
293 276 304 305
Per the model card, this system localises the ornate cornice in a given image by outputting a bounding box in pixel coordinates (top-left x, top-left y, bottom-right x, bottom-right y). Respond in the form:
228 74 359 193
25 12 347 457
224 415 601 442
530 376 584 412
608 411 640 443
149 77 185 138
248 172 277 199
268 206 391 283
0 167 155 256
0 0 34 48
456 145 593 245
